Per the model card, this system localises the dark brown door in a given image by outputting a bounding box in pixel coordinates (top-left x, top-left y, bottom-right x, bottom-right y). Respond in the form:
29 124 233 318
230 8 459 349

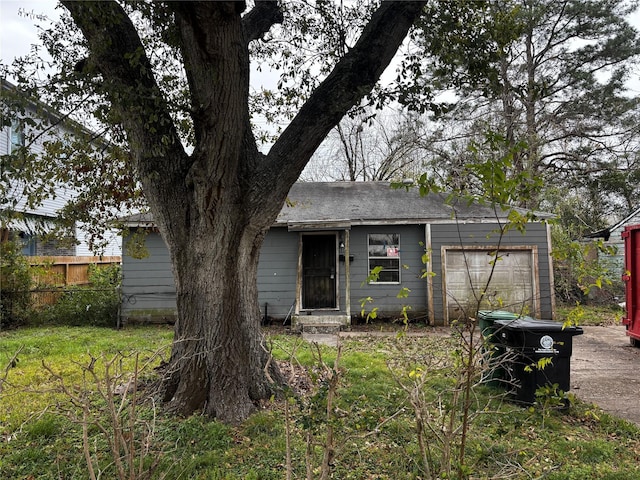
302 234 336 309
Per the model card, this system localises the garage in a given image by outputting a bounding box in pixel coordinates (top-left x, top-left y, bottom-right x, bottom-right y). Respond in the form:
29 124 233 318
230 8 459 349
442 246 540 323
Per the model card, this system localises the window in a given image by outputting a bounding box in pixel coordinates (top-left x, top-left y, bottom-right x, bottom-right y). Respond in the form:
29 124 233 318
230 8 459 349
10 120 25 153
368 233 400 283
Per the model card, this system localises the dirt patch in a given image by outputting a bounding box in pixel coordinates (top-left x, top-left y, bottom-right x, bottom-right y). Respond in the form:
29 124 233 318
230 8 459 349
571 324 640 426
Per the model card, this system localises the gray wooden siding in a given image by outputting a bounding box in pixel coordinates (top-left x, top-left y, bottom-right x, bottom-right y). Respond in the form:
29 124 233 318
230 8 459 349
121 231 176 316
257 227 299 319
430 222 553 320
120 221 553 324
603 211 640 277
256 225 429 321
346 225 428 320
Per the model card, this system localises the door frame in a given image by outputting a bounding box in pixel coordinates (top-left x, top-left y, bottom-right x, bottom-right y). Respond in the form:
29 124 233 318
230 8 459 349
296 232 340 312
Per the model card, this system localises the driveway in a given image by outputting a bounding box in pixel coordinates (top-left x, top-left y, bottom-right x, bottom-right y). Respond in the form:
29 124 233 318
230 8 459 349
571 324 640 426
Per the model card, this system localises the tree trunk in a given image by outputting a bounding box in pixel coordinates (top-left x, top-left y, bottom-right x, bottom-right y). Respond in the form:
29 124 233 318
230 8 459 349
61 0 427 425
160 208 283 423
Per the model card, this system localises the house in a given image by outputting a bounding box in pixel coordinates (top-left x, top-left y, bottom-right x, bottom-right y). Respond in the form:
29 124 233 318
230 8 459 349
584 206 640 278
1 79 121 256
120 182 556 327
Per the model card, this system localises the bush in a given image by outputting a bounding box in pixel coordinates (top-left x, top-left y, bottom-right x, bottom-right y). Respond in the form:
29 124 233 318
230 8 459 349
0 240 33 328
34 264 121 327
551 226 622 304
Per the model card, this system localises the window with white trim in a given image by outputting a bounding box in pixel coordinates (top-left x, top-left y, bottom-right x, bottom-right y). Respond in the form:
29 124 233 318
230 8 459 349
368 233 400 283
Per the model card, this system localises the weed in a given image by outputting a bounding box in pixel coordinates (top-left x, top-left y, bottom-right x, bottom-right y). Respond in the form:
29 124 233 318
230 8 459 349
1 326 639 479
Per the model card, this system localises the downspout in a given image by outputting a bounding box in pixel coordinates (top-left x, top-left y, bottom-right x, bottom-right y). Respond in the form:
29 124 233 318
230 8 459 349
345 228 351 327
425 224 435 325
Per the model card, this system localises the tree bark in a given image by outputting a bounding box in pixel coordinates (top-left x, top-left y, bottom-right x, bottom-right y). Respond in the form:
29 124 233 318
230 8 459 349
62 0 426 423
161 216 279 422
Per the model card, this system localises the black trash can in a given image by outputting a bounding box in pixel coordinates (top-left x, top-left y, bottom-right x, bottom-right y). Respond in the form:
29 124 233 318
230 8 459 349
477 310 521 386
494 318 583 404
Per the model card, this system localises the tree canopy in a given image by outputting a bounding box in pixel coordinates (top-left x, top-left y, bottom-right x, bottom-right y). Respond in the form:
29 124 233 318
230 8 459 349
298 0 639 231
407 0 640 225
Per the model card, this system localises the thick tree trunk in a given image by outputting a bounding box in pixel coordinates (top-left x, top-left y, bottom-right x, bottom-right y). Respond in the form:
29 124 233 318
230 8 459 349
160 211 283 423
62 0 427 425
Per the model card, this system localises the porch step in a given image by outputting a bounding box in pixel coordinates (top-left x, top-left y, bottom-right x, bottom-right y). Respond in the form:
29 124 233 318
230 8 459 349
301 323 342 334
293 314 350 333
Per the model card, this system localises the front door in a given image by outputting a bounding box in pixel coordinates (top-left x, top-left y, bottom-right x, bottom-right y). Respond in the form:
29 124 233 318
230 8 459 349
302 234 337 309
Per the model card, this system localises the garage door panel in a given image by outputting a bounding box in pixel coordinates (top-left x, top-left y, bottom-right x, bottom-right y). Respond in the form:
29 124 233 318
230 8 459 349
444 249 535 321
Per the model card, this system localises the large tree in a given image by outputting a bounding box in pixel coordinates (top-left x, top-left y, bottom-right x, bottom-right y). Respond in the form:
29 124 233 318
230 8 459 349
301 109 431 181
399 0 640 219
19 1 425 424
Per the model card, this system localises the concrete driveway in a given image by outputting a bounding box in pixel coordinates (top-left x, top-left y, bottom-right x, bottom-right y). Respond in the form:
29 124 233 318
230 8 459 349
571 324 640 426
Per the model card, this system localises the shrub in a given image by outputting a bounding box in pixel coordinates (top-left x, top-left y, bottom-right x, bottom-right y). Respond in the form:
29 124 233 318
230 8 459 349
551 226 622 304
0 240 33 328
35 264 121 327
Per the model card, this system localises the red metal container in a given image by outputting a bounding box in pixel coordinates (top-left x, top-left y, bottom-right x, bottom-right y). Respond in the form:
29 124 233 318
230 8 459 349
622 224 640 346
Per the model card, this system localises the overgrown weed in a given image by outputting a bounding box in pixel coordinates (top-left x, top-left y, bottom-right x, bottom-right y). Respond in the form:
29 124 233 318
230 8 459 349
1 326 639 479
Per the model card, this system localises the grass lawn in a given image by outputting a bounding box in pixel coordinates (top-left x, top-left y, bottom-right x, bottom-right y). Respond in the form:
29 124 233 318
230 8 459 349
556 303 625 326
1 323 639 479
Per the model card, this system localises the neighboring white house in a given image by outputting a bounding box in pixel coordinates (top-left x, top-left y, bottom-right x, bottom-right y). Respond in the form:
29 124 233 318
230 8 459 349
1 79 121 256
584 206 640 279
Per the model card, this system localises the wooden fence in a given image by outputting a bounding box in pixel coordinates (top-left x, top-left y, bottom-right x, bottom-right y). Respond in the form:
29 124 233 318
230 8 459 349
28 256 121 307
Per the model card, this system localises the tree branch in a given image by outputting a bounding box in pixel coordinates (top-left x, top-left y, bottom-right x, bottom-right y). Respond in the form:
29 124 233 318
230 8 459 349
265 1 426 194
243 1 284 44
60 2 186 169
61 0 191 239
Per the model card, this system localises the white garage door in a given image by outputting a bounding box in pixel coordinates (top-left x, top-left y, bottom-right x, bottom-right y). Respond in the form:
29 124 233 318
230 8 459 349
443 247 538 323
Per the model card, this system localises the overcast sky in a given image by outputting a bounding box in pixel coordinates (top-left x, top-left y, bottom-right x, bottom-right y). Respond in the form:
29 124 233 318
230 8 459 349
0 1 57 65
2 1 639 92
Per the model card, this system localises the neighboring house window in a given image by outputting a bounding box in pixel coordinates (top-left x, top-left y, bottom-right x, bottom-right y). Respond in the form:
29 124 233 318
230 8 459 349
368 233 400 283
10 120 25 153
19 232 37 256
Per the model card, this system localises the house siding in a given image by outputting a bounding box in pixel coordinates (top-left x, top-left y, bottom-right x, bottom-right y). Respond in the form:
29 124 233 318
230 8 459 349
603 210 640 278
257 227 299 319
2 86 122 257
346 224 428 321
120 231 176 321
119 182 556 325
0 124 8 154
121 220 554 324
122 224 432 323
2 117 75 217
430 222 553 320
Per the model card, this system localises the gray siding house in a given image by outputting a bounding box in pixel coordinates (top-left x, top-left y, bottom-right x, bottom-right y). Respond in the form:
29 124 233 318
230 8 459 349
120 182 555 327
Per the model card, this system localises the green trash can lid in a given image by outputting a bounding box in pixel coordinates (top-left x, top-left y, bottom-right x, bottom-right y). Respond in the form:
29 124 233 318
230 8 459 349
477 310 521 321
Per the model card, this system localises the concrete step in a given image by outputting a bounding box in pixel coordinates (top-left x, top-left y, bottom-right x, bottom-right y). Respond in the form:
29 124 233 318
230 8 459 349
293 314 350 333
301 323 342 334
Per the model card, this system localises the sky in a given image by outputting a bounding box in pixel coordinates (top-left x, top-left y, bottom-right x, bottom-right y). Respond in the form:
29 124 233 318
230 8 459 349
0 0 282 89
2 1 639 93
0 1 57 66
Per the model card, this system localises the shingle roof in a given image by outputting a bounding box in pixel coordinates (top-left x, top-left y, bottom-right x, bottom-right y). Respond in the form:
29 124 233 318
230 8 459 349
276 181 551 226
121 181 553 227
